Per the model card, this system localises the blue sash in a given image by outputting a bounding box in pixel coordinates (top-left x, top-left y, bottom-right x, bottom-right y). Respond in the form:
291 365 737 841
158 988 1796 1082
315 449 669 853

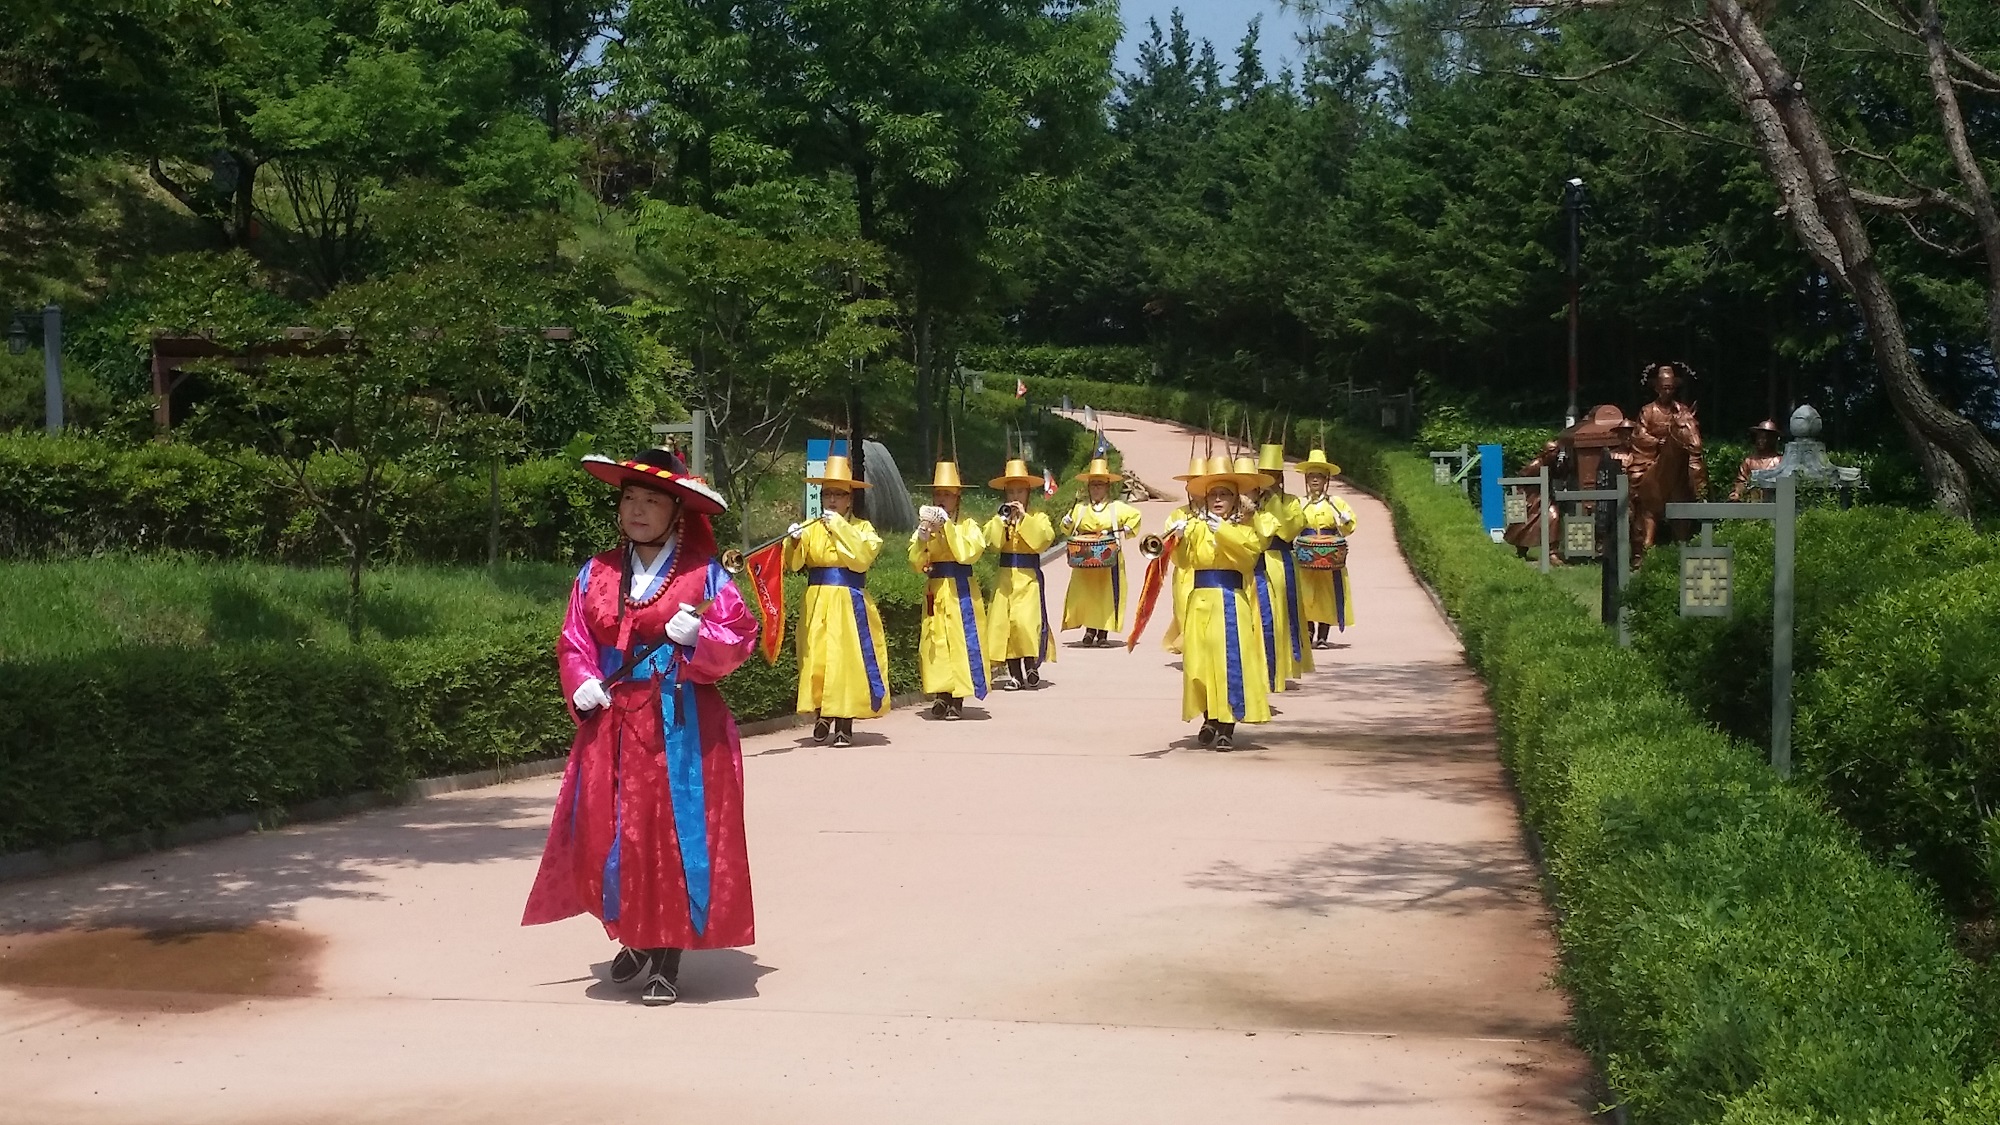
928 562 988 699
1267 538 1304 663
1194 570 1247 718
808 566 885 711
997 552 1054 661
1254 560 1279 690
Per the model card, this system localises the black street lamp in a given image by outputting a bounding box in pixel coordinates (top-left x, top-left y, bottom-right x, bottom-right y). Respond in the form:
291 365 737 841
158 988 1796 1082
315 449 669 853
1563 177 1586 429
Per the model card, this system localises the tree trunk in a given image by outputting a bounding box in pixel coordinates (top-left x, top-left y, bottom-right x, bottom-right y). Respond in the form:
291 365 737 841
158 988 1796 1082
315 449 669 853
914 299 935 470
1917 0 2000 372
346 542 365 644
1706 0 2000 514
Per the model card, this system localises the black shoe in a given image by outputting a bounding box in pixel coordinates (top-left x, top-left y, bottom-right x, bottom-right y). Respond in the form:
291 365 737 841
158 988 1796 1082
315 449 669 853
812 716 831 743
1025 664 1042 687
831 718 853 748
640 949 681 1006
609 946 646 984
1214 723 1236 752
1197 719 1218 747
944 697 964 721
997 675 1021 691
931 696 948 719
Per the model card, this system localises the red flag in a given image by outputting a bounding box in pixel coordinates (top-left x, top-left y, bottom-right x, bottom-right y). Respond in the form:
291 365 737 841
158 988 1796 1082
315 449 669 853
1042 467 1056 496
744 539 788 664
1126 533 1180 651
1015 378 1028 399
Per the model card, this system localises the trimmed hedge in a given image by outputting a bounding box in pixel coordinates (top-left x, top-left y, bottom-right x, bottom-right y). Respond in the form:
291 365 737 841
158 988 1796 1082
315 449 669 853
1377 447 1990 1122
995 363 2000 1123
0 433 615 564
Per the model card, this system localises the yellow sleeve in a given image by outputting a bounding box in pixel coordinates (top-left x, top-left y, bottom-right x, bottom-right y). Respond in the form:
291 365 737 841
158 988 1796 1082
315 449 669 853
1018 511 1056 552
1172 518 1214 567
1251 505 1280 546
1278 496 1306 539
944 518 986 563
783 531 807 572
1333 498 1359 536
1215 522 1266 575
1059 503 1082 535
1116 502 1142 535
906 529 935 570
825 516 882 571
982 514 1006 548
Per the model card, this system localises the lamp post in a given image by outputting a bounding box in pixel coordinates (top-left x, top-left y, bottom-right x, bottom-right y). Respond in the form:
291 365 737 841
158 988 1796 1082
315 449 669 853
1563 178 1585 429
8 304 63 432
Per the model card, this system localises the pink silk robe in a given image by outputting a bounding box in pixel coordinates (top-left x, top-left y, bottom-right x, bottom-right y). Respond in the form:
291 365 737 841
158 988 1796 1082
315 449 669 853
522 548 759 950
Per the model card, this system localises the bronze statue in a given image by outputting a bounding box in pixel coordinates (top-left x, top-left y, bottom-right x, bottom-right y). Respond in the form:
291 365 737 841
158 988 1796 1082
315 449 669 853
1626 362 1708 563
1503 439 1566 565
1729 419 1784 502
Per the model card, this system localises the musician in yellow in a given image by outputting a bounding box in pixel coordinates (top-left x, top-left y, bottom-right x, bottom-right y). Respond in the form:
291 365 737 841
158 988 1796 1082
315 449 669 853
907 460 989 720
1167 462 1272 751
1244 447 1312 691
1160 456 1206 656
1059 457 1143 647
784 455 889 747
983 458 1057 690
1296 448 1359 648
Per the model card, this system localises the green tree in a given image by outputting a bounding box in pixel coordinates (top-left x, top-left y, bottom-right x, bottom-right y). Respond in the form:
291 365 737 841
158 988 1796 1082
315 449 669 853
621 193 897 540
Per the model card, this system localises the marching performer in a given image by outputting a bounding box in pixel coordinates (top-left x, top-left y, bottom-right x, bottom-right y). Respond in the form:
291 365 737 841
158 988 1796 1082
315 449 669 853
1167 460 1271 751
908 460 989 720
984 457 1057 690
785 455 889 747
1060 457 1143 647
1160 456 1207 656
1232 450 1312 688
1295 448 1358 648
524 448 759 1007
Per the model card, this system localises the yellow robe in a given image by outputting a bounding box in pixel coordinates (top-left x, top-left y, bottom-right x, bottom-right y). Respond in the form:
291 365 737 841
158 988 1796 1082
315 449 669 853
1253 492 1313 689
1161 503 1197 655
1298 495 1358 629
908 516 991 698
982 510 1057 663
1172 518 1271 724
784 514 890 718
1059 499 1142 632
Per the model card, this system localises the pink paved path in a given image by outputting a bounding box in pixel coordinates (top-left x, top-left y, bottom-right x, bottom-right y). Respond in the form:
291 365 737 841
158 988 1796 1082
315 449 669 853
0 414 1594 1125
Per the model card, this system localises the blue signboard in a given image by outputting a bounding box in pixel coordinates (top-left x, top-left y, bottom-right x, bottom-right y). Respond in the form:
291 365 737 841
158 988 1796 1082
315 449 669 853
1479 442 1505 538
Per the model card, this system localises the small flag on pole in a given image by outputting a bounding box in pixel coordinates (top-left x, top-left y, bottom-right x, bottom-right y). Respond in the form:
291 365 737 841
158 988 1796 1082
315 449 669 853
1015 378 1028 399
1093 431 1109 458
1042 467 1057 496
744 540 789 665
1083 406 1096 429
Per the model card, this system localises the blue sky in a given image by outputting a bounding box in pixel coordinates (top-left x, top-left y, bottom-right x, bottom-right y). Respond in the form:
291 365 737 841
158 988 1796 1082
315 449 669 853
1113 0 1314 79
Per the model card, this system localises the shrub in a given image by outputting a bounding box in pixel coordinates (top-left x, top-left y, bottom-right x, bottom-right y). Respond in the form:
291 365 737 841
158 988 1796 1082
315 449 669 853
1375 450 1980 1123
1796 563 2000 917
964 343 1152 385
0 432 616 564
1625 506 2000 748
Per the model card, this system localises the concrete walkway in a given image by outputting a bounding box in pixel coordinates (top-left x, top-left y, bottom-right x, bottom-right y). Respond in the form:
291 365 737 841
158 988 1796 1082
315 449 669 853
0 414 1594 1125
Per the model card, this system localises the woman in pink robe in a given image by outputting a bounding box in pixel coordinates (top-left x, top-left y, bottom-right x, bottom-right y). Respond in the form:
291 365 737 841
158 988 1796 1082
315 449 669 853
523 448 759 1005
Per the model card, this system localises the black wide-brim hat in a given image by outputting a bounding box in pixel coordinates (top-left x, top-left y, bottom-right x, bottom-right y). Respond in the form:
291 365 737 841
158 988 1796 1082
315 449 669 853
581 448 727 515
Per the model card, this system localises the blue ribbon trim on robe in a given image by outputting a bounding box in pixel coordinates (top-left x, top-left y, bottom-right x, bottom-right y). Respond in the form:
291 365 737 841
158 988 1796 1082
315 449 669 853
1194 570 1248 720
807 567 886 711
928 562 988 699
615 641 712 935
1254 559 1279 691
1334 569 1348 631
1272 539 1304 663
996 552 1053 662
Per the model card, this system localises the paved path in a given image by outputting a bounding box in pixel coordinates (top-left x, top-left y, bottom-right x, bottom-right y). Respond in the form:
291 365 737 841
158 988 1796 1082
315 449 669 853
0 414 1594 1125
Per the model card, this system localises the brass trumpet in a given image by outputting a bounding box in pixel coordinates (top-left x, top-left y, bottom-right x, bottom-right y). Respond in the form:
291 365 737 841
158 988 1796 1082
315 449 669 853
1138 534 1166 558
720 548 744 573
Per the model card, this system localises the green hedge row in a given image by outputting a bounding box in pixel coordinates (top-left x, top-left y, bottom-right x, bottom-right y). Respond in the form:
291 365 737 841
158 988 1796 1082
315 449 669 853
0 556 938 855
1003 365 2000 1123
0 433 615 564
1627 509 2000 921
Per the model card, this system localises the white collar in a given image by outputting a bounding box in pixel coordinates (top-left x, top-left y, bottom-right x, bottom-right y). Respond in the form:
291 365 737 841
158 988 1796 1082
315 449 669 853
629 536 677 600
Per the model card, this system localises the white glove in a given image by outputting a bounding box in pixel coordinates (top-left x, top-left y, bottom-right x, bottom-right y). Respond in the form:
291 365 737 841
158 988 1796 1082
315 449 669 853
571 678 611 713
666 603 702 647
1204 514 1223 529
787 522 807 540
1166 519 1188 536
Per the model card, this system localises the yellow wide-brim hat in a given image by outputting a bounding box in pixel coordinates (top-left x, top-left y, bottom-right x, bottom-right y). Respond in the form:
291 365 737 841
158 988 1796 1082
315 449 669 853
930 461 964 490
1294 448 1340 476
1172 456 1207 482
1256 443 1289 474
805 454 870 489
1232 455 1276 491
1073 457 1119 484
988 458 1039 490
